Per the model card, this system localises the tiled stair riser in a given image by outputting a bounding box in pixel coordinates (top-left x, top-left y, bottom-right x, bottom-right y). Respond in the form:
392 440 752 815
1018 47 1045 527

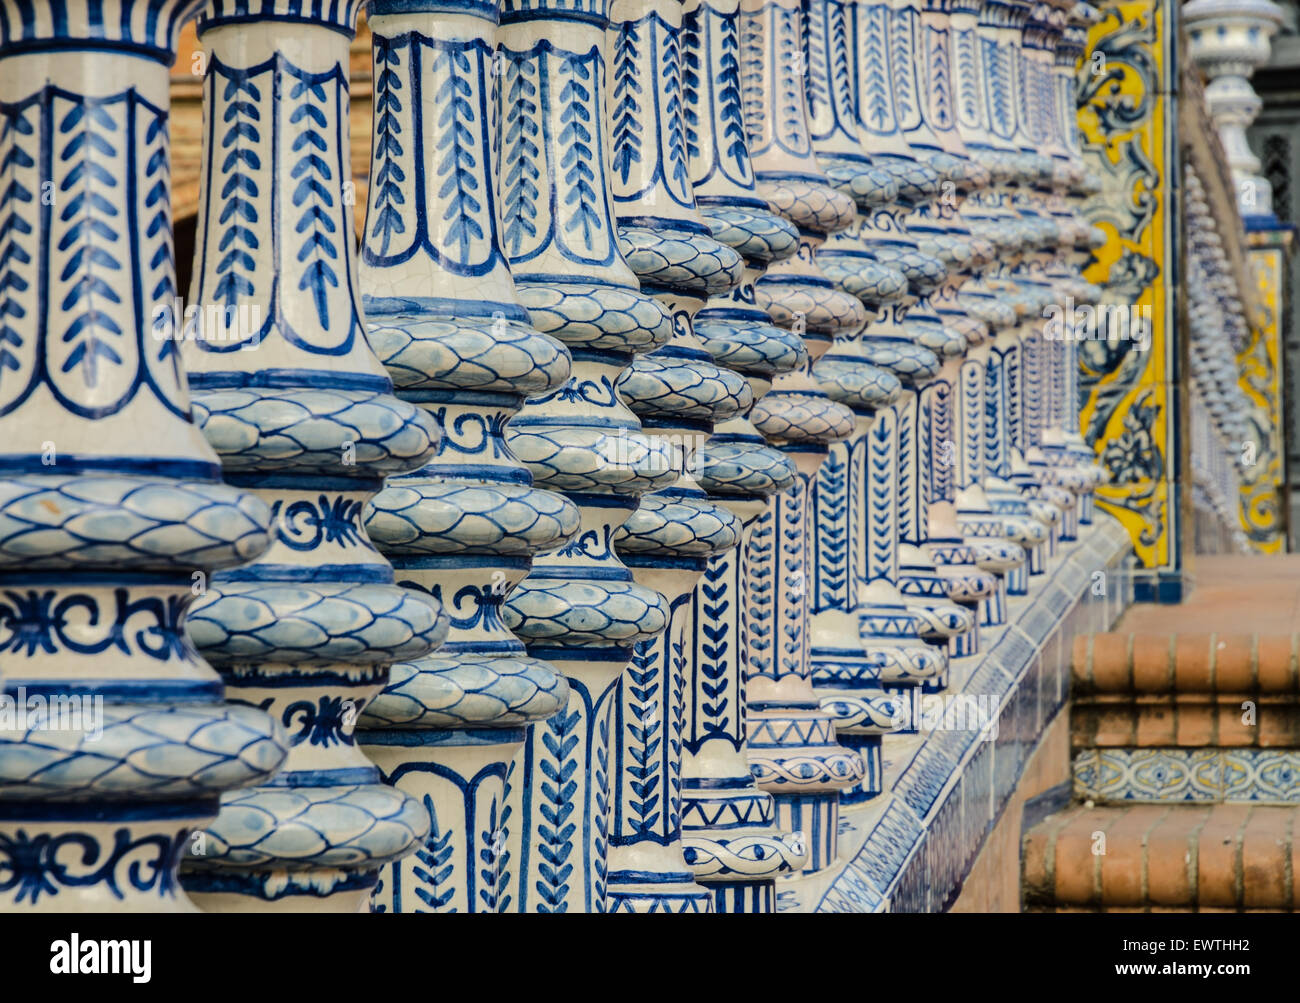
1074 748 1300 804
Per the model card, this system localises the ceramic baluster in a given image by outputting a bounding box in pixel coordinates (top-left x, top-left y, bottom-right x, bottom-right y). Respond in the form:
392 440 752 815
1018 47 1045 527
802 0 942 786
604 0 752 912
496 0 679 913
349 0 581 914
978 1 1067 573
739 0 868 875
676 0 811 911
989 0 1052 491
947 0 1025 515
837 0 964 728
0 0 289 912
175 0 449 911
1036 0 1103 524
913 0 1028 631
890 0 995 673
931 0 1039 613
1006 1 1086 545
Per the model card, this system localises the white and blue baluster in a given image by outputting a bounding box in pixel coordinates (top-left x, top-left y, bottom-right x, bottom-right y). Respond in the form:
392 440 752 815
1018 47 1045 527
0 0 288 912
676 0 812 912
740 0 867 877
178 0 447 911
353 0 581 914
604 0 752 913
497 0 678 913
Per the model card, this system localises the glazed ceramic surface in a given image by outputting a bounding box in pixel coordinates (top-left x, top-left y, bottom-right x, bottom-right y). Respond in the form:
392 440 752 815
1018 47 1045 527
0 0 1209 916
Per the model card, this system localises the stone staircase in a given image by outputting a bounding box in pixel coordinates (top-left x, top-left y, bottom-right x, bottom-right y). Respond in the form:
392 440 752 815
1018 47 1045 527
1021 558 1300 912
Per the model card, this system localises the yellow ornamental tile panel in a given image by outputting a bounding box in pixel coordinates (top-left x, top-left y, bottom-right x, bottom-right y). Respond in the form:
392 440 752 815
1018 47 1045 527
1075 0 1178 573
1238 243 1287 552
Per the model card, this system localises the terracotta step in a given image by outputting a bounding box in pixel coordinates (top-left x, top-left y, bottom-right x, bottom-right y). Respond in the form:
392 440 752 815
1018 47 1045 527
1071 633 1300 697
1022 803 1300 911
1070 633 1300 749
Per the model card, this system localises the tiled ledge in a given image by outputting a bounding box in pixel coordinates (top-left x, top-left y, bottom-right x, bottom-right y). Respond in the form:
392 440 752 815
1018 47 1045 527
1075 748 1300 803
780 516 1134 913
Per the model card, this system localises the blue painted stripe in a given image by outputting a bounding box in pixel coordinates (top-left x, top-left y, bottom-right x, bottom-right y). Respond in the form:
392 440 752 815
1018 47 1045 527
396 461 531 484
557 493 637 511
362 294 530 324
499 6 606 28
367 0 499 17
695 194 770 212
3 679 224 701
607 870 696 884
617 215 710 237
527 566 633 582
398 390 523 409
221 667 388 688
0 571 195 586
0 454 222 479
638 416 712 434
526 644 634 663
621 554 709 572
391 555 531 571
263 767 381 787
682 776 758 790
432 639 526 654
357 726 528 747
569 348 635 367
226 474 386 492
189 369 393 393
180 868 378 897
215 564 396 584
197 10 359 36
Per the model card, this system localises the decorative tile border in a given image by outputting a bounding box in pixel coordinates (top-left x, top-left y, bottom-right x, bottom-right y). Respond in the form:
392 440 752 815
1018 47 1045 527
776 516 1134 912
1076 747 1300 803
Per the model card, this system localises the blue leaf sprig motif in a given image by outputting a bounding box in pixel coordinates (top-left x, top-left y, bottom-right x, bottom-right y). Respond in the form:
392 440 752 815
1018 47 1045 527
696 555 733 742
412 795 456 911
368 35 406 257
433 41 485 262
558 49 602 250
289 69 340 329
0 101 33 381
501 49 540 257
534 705 579 913
611 20 643 186
58 97 123 388
213 70 261 310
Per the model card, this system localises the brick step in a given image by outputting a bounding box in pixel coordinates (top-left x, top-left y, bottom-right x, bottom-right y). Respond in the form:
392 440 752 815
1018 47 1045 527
1022 803 1300 911
1071 630 1300 763
1072 633 1300 698
1072 694 1300 748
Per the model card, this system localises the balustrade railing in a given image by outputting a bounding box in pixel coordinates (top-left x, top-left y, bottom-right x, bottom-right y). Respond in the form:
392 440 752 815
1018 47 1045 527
0 0 1194 915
